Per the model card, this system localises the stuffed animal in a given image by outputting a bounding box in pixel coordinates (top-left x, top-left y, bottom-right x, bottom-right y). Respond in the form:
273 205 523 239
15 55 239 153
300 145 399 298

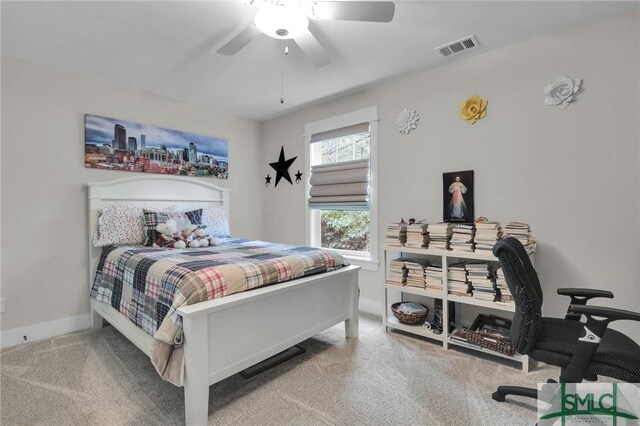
192 226 211 247
179 224 201 248
208 236 222 246
154 221 222 249
193 225 223 247
153 220 187 249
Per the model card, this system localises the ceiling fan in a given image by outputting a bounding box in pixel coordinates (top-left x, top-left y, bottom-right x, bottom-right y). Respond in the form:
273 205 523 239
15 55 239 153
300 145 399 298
217 0 396 68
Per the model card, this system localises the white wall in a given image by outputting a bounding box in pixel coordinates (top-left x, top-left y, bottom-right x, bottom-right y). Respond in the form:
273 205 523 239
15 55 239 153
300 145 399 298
0 56 264 333
261 11 640 341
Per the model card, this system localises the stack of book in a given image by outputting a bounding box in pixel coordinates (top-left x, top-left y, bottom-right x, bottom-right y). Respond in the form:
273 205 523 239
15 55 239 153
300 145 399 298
449 223 475 252
396 302 428 315
428 222 453 250
385 222 408 247
425 263 444 292
466 263 497 302
504 221 537 253
447 262 471 296
474 221 503 252
495 267 513 303
387 258 407 285
404 258 430 288
406 223 429 248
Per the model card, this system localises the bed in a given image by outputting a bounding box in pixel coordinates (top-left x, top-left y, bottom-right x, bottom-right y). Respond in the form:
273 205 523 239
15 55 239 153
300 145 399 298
87 175 360 426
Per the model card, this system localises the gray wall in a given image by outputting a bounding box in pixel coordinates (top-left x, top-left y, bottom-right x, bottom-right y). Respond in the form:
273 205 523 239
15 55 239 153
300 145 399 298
261 11 640 341
2 10 639 342
0 56 264 331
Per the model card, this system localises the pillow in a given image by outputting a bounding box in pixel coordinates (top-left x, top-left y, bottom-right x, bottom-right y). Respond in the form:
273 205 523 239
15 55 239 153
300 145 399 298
93 205 177 247
143 208 203 246
201 206 230 237
94 204 146 247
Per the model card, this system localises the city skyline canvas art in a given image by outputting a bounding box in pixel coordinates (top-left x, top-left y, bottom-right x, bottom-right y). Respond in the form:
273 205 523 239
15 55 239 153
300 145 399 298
84 114 229 179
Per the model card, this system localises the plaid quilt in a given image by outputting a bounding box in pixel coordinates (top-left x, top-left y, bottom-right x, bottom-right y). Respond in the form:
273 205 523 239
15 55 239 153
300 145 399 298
90 238 348 385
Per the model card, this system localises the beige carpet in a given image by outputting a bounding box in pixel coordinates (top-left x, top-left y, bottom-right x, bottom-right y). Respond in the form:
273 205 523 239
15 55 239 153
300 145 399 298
2 314 560 425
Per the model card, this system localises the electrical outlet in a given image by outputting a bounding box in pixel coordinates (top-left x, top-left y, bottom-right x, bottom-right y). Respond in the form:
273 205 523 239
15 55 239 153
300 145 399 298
0 297 5 314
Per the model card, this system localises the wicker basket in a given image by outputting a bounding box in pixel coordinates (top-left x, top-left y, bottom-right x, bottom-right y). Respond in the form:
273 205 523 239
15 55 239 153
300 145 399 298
391 302 429 325
452 314 515 356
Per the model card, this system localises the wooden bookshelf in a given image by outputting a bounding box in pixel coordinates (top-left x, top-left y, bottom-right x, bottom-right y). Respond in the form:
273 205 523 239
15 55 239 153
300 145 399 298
383 245 533 372
385 316 446 342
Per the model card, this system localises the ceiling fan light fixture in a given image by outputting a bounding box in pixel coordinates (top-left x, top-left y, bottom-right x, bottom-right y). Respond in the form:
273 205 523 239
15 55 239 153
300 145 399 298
254 5 309 39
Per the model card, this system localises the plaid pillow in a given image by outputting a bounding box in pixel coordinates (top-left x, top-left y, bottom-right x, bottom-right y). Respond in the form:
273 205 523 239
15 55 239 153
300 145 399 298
143 209 203 246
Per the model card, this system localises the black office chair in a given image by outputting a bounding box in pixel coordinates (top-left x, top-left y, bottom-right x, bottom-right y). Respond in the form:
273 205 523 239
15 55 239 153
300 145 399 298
491 237 640 402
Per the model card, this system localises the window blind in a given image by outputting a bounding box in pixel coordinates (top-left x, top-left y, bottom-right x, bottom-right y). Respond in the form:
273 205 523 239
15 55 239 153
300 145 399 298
309 123 370 144
308 158 370 210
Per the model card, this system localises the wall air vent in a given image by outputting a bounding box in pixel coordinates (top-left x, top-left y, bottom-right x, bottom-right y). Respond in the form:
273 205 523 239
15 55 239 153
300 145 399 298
436 35 480 58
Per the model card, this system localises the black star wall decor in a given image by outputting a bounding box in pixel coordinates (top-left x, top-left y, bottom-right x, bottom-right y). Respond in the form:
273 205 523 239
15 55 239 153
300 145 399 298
269 146 297 187
265 174 272 187
295 170 303 184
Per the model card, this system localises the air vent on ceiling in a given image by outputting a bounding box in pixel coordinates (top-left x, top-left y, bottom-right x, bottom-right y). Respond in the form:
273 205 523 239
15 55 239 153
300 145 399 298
436 35 480 58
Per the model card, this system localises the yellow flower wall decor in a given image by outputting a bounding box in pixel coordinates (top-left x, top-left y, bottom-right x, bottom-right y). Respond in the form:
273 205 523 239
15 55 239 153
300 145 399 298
460 95 488 124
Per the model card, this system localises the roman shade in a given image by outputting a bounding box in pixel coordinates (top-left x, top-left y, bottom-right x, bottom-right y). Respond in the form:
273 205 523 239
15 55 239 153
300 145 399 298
308 158 370 210
309 123 370 144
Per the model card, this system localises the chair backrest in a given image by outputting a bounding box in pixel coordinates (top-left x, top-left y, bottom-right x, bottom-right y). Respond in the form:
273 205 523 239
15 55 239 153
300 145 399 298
493 237 543 354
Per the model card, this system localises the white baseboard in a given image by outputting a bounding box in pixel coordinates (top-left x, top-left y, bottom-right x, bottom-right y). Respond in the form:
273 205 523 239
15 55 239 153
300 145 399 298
0 313 91 349
359 297 383 317
0 297 381 349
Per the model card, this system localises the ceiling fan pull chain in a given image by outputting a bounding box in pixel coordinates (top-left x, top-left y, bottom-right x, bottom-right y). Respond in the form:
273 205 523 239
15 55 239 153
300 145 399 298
280 39 288 104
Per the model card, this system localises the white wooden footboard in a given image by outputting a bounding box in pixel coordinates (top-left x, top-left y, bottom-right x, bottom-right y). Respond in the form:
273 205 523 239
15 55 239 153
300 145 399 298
178 265 360 426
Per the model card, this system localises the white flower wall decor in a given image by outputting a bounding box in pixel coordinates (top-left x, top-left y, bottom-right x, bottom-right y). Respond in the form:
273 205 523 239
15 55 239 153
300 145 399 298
544 76 582 109
395 108 420 134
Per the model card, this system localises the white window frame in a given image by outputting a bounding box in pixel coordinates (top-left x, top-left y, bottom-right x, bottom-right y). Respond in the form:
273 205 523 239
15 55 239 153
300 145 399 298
304 106 379 272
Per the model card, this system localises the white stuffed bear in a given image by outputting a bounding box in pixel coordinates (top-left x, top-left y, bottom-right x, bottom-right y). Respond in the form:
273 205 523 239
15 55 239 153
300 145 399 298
181 224 202 248
153 220 187 249
208 236 222 246
193 227 210 247
192 225 223 247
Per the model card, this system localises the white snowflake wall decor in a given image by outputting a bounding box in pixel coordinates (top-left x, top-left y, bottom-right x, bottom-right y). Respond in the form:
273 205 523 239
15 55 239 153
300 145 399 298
395 108 420 134
544 76 582 109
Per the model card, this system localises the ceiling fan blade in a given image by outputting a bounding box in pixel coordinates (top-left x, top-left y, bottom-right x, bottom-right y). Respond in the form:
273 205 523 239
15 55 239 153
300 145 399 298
294 29 331 68
217 24 262 55
311 1 395 23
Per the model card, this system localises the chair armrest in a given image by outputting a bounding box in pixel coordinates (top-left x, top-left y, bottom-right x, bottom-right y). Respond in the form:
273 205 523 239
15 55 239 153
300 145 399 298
557 288 614 321
560 304 639 383
568 305 640 323
557 288 614 299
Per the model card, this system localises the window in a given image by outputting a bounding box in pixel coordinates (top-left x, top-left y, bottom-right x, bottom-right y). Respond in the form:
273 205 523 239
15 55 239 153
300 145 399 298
313 133 370 253
305 107 378 270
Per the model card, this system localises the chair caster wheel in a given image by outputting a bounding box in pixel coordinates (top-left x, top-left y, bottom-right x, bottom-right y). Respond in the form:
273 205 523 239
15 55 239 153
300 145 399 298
492 392 506 402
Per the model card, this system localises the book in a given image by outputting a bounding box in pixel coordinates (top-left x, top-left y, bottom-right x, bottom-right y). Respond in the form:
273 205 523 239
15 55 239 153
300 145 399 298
404 257 429 288
428 222 453 250
474 221 502 252
385 222 408 247
465 262 497 301
388 258 408 285
397 302 427 315
406 223 429 248
503 221 538 254
495 267 514 303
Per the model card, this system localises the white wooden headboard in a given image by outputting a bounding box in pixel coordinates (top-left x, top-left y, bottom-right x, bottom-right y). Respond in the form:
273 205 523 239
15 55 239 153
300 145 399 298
87 175 230 289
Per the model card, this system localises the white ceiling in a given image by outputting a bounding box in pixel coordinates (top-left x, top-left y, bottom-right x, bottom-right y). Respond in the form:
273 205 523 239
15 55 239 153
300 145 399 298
1 1 633 121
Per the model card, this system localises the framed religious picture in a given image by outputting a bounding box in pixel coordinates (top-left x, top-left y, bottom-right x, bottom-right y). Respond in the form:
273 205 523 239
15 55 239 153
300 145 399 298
443 170 474 223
